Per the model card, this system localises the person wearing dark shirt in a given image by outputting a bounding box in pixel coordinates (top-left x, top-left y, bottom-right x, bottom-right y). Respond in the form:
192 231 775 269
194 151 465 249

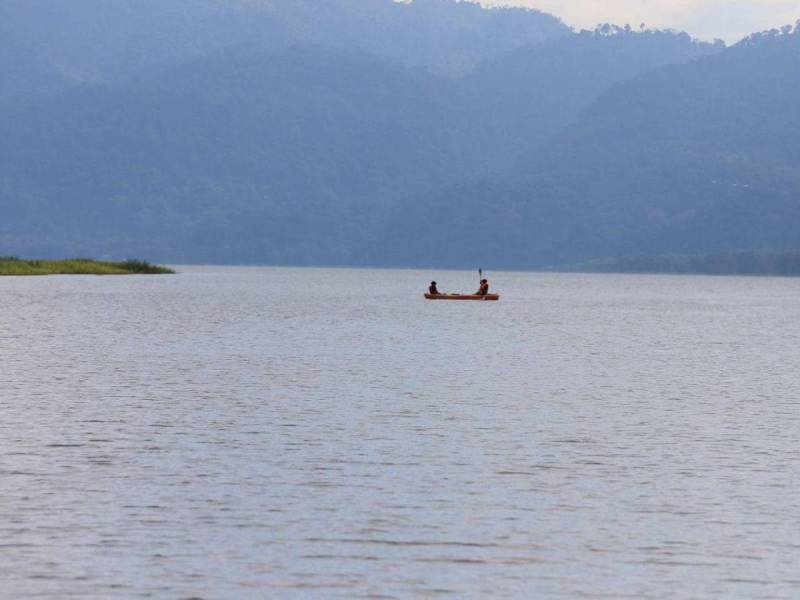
476 279 489 296
429 281 440 295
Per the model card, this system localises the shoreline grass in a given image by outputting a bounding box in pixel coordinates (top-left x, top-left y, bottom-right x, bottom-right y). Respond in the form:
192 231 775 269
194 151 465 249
0 257 175 276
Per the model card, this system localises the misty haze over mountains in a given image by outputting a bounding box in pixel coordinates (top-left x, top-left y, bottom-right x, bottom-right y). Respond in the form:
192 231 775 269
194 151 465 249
1 0 798 268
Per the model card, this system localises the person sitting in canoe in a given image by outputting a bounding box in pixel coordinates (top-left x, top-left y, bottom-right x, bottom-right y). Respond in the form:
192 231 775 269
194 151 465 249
476 279 489 296
428 281 441 295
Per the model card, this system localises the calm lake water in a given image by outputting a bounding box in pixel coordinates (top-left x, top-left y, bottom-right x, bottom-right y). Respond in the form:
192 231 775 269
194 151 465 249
2 267 800 598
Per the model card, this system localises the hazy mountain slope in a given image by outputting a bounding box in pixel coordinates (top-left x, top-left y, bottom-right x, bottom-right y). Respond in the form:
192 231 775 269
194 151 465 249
462 27 723 171
391 27 800 268
273 0 568 76
0 0 287 104
0 0 567 104
528 26 800 257
0 45 478 263
0 26 721 264
2 2 796 267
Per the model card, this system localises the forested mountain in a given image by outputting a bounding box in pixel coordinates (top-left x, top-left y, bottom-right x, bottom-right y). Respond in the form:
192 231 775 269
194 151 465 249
0 0 566 104
0 0 280 103
1 0 798 268
391 26 800 268
268 0 568 76
459 26 721 172
0 45 478 262
529 24 800 257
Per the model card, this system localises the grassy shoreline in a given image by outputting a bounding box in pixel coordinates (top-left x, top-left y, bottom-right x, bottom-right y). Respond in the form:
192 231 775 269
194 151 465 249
551 250 800 277
0 257 174 276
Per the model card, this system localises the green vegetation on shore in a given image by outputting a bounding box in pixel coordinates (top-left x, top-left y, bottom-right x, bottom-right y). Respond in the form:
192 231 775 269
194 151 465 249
0 257 174 276
554 250 800 277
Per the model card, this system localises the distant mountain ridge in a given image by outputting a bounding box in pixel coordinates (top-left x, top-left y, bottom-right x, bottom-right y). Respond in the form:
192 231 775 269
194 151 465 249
1 0 798 269
390 25 800 269
0 0 567 103
0 44 476 263
459 25 722 172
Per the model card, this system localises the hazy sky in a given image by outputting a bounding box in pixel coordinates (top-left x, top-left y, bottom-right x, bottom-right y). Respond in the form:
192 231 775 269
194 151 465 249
482 0 800 42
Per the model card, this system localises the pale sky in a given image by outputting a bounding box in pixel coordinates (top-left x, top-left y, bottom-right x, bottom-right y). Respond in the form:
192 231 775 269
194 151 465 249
481 0 800 43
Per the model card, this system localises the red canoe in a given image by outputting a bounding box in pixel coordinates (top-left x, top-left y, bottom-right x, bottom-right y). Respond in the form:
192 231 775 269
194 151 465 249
425 293 500 301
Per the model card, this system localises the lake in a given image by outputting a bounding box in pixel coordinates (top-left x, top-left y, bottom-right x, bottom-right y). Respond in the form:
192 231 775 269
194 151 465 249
2 267 799 598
